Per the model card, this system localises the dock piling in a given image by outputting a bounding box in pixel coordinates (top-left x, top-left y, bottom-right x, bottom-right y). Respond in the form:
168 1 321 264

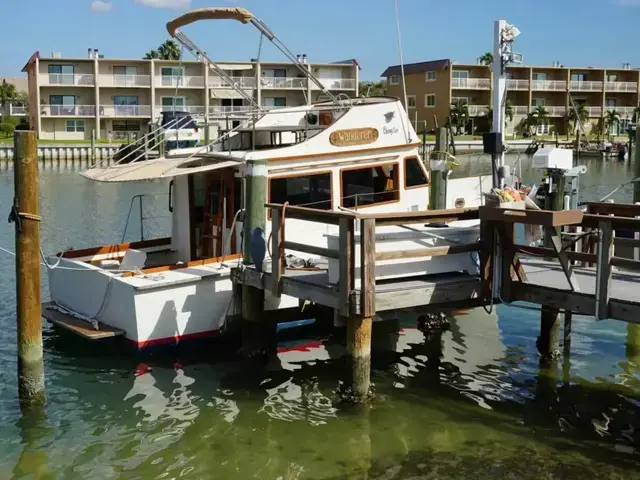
428 127 448 210
11 131 45 407
538 306 560 358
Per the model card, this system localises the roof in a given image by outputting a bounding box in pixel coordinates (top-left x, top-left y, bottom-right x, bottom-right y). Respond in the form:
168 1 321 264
332 58 361 70
381 59 450 78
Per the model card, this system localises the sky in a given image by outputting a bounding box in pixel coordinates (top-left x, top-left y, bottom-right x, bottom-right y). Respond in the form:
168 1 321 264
2 0 640 81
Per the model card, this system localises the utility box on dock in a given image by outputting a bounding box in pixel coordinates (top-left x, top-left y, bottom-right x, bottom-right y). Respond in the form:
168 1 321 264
532 147 573 171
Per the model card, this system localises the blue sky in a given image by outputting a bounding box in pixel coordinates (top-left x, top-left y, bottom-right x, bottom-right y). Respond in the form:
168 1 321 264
2 0 640 80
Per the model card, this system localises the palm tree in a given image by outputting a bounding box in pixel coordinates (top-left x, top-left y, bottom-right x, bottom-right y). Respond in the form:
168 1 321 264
604 109 621 139
528 106 549 136
479 52 493 66
485 99 514 130
568 103 588 138
0 80 18 119
449 100 469 135
143 40 181 60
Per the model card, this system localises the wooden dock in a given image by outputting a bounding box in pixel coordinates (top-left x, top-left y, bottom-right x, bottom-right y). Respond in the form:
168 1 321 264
233 201 640 400
42 302 125 340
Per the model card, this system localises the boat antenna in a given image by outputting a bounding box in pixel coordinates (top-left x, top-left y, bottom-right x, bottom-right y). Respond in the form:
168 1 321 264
394 0 412 143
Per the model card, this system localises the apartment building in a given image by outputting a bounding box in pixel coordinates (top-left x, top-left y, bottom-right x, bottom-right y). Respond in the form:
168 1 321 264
1 77 28 117
382 59 640 136
21 50 359 141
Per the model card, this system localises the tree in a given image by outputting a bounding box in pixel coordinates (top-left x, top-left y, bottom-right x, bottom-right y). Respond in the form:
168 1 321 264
449 100 469 135
0 80 18 119
144 40 181 60
568 103 588 138
486 99 514 130
527 106 549 136
479 52 493 66
359 80 387 97
632 106 640 123
604 109 620 139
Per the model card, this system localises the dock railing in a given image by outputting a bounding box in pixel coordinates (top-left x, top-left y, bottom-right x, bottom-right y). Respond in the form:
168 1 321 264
262 204 483 317
480 203 640 322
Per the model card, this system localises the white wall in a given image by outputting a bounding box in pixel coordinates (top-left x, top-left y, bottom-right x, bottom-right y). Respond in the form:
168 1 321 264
171 175 191 262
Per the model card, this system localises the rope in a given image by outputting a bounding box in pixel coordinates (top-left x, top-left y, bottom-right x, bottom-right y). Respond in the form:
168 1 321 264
7 200 41 234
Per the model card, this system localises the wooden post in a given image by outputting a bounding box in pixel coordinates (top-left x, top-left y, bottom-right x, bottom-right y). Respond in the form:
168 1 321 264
241 158 268 358
338 217 354 316
158 131 165 158
538 306 560 358
90 129 96 164
12 131 44 406
270 208 282 297
429 127 448 210
563 310 572 355
595 219 613 320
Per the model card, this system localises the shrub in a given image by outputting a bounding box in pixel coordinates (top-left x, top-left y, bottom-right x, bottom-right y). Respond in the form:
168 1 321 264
0 122 16 138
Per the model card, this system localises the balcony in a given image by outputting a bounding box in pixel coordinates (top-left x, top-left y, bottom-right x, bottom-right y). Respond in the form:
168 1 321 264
506 79 529 90
208 105 256 115
605 106 636 117
155 76 205 88
569 81 603 91
209 76 256 89
312 78 357 90
40 105 95 116
465 105 489 116
546 106 567 117
99 105 152 117
513 106 530 115
531 80 567 91
99 74 152 87
605 81 638 92
43 74 94 86
160 105 205 115
260 77 307 89
9 105 27 116
451 78 491 89
585 106 602 117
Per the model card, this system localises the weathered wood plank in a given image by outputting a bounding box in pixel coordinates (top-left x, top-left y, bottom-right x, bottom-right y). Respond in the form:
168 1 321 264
581 214 640 231
480 219 495 302
582 202 640 217
498 224 515 302
271 208 282 298
479 207 583 226
375 243 480 262
283 241 341 259
338 217 354 316
42 303 124 340
280 276 342 310
595 220 614 320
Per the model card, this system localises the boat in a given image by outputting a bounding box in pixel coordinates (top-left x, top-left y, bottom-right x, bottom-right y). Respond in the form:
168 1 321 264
43 7 496 348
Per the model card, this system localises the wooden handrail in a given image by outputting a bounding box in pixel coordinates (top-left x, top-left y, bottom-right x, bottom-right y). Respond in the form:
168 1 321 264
582 201 640 217
376 243 481 262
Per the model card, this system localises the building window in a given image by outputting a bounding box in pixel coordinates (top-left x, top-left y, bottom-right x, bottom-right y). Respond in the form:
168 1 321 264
390 75 400 85
405 156 428 189
114 66 138 75
263 68 287 78
161 66 183 77
452 70 469 79
536 124 550 135
607 74 618 82
532 72 546 81
571 73 586 82
269 172 332 210
426 71 437 81
65 120 85 133
505 71 513 80
531 98 545 107
162 96 186 108
263 97 286 107
407 95 416 109
425 94 436 107
114 95 139 105
451 97 468 105
112 120 141 132
606 99 617 107
341 162 399 208
48 64 74 85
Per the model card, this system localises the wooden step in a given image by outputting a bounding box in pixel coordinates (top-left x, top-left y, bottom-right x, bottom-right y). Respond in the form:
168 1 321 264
42 302 125 340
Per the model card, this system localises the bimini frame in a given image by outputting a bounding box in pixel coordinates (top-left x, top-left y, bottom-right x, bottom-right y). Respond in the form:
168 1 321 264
166 7 338 105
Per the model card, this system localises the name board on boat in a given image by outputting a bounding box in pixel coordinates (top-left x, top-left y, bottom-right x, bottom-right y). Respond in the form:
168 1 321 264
329 128 379 147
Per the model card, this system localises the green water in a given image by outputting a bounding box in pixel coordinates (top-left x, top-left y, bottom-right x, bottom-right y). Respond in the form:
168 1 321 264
0 155 638 479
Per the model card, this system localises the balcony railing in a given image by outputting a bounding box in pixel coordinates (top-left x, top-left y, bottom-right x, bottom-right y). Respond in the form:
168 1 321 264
546 106 567 117
466 105 489 116
99 105 152 117
40 105 96 116
513 106 530 115
99 74 152 87
9 105 27 116
506 79 530 90
605 106 636 117
312 78 357 90
605 81 638 92
570 81 603 91
44 74 94 86
531 80 567 91
156 75 205 88
451 78 491 89
209 76 256 89
160 105 206 115
260 77 307 89
585 106 602 117
208 105 256 115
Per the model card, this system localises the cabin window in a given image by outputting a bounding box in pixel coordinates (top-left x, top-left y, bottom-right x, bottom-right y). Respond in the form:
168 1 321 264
270 172 332 210
405 157 428 188
341 163 399 208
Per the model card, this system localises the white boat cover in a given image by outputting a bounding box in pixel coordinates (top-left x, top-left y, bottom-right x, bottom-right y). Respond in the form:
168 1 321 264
80 158 241 182
167 7 253 37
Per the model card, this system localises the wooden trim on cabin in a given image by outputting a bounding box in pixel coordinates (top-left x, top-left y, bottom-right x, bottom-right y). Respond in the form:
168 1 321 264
188 174 197 261
121 252 244 277
267 169 334 220
339 159 400 210
58 237 172 259
269 142 421 163
403 155 430 191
